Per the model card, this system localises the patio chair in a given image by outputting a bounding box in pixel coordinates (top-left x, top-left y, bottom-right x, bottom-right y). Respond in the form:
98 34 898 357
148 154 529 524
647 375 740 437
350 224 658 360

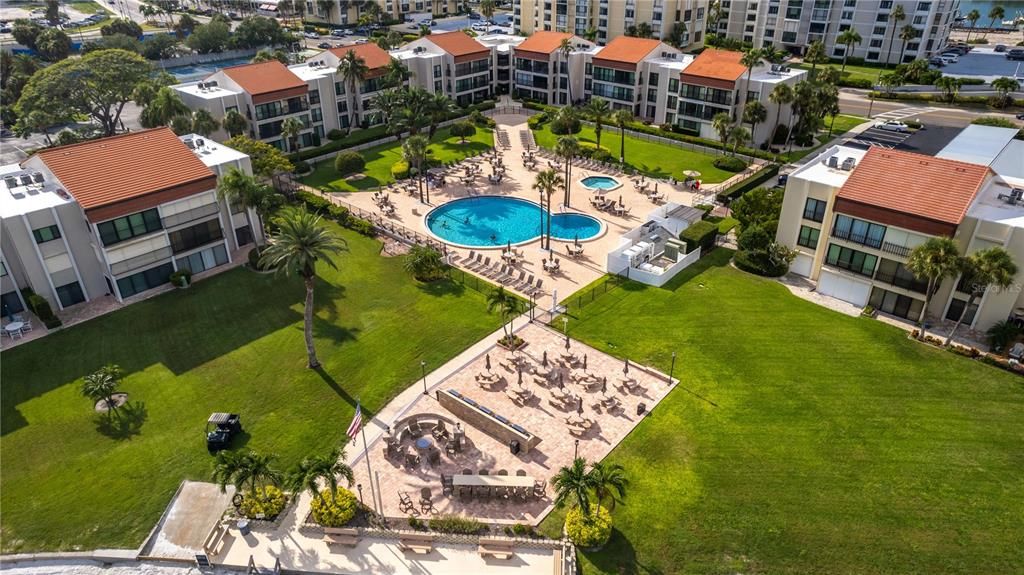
530 279 544 295
419 487 434 514
20 319 32 332
405 452 421 468
462 468 472 475
399 491 416 514
441 476 454 497
516 469 527 476
533 480 547 498
513 270 526 288
445 441 458 458
428 449 441 466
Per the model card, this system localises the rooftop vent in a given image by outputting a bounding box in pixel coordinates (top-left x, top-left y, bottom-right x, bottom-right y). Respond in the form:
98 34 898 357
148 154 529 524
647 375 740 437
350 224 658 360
31 172 44 183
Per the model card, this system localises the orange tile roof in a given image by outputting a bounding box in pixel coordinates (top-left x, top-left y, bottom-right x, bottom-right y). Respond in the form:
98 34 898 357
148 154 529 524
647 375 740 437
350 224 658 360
515 31 573 55
327 42 392 70
593 36 662 64
837 147 991 225
220 60 307 95
683 49 748 82
425 31 489 57
34 128 215 212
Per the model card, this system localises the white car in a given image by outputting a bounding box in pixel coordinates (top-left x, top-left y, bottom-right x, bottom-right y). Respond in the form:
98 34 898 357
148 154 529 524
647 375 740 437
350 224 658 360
940 53 959 63
875 120 910 132
471 23 488 31
303 31 319 39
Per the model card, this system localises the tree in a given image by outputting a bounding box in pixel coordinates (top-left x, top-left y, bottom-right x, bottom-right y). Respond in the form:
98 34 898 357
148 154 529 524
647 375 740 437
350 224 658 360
731 186 783 233
533 168 562 250
582 27 597 42
728 125 750 154
667 22 688 49
252 48 290 64
44 0 60 26
556 135 579 207
281 117 305 152
12 20 44 50
552 458 598 515
338 50 369 130
102 19 144 38
964 9 981 42
83 34 142 55
404 244 447 281
186 20 231 54
585 97 611 149
803 40 827 78
287 445 354 504
383 57 409 88
402 134 430 203
934 75 963 103
212 450 283 494
217 167 279 237
33 28 72 62
169 114 192 135
450 120 476 143
1 53 41 126
486 286 519 343
16 49 153 137
224 109 249 137
991 76 1020 108
141 86 190 128
174 13 198 40
740 47 762 106
559 38 574 104
190 109 220 137
878 72 904 95
375 30 405 51
259 207 346 368
480 0 496 20
233 16 288 49
14 110 56 146
944 248 1017 346
588 461 628 511
836 29 862 72
985 5 1005 38
141 34 179 61
906 237 962 340
224 136 295 177
82 364 125 415
897 24 917 65
743 100 767 147
884 4 906 68
711 111 732 149
426 92 456 138
612 109 631 164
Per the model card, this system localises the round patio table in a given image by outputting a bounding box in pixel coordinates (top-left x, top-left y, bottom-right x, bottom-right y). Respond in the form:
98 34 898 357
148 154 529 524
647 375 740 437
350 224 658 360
4 321 24 336
415 437 432 451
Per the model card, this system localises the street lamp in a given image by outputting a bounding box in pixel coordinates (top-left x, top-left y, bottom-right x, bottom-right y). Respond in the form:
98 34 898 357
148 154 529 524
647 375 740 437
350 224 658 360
573 439 579 459
669 351 677 385
421 360 428 395
357 483 364 505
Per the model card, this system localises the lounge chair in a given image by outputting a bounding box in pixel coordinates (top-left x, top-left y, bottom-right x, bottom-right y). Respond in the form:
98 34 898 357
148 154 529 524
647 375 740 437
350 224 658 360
530 279 544 295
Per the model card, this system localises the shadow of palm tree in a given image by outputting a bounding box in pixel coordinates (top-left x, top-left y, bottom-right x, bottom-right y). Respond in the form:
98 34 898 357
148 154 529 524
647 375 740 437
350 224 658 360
94 401 148 440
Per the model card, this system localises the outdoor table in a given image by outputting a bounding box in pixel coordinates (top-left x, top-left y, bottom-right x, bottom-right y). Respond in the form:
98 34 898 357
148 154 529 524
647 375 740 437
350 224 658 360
4 321 24 336
566 414 592 428
416 437 433 451
452 474 534 488
550 387 570 400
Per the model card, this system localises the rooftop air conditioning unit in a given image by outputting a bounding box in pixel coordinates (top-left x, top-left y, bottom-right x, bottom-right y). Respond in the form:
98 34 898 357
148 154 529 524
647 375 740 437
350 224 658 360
19 175 32 186
4 177 18 189
32 172 44 183
207 81 218 87
196 138 205 148
826 155 839 168
842 157 857 170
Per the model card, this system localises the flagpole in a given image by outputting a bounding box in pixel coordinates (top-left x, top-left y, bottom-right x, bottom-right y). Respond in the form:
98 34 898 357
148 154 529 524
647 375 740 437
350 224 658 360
358 402 379 516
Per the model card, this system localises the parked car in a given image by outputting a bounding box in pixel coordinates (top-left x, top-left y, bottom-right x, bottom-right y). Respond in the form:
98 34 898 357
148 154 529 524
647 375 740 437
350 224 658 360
404 16 414 22
928 56 945 67
1016 112 1024 120
408 23 420 30
1007 48 1024 61
0 26 11 33
303 31 319 39
995 44 1007 53
940 54 959 64
317 41 331 49
421 19 434 26
354 38 368 44
471 22 487 31
875 120 910 132
228 11 241 20
330 28 346 37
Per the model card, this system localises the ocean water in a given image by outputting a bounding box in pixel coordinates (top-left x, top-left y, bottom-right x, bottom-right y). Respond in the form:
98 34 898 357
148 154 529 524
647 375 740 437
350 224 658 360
956 1 1024 19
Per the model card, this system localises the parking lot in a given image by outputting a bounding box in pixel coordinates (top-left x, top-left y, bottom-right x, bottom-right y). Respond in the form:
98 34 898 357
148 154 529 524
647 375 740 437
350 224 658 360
846 125 914 150
938 47 1024 81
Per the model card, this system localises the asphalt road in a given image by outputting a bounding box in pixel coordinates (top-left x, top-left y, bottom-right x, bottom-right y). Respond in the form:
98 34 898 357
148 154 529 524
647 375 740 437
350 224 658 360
838 91 1023 128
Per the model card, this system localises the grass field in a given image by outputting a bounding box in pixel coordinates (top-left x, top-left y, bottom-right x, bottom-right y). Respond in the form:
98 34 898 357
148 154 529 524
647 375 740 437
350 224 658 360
531 124 735 184
0 223 502 553
825 114 870 137
539 250 1024 574
302 126 494 193
794 62 887 85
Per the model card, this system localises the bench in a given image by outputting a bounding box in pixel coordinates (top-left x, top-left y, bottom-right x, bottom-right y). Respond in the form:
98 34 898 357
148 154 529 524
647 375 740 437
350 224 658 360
399 533 434 554
323 527 359 547
478 538 515 560
202 522 233 557
552 548 563 575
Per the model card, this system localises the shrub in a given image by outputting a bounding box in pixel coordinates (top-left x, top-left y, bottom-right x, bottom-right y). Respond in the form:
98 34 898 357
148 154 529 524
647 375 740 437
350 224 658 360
239 485 287 520
334 150 365 176
986 320 1021 353
309 487 358 527
713 156 747 172
346 217 375 236
427 514 488 534
967 37 988 44
958 77 986 86
716 164 780 203
25 293 61 329
247 245 271 270
391 160 410 180
771 123 790 146
408 516 426 529
327 129 346 141
839 77 874 89
733 248 789 277
679 220 718 253
449 121 477 143
291 160 310 174
404 244 447 281
469 109 494 127
564 506 612 548
903 119 923 130
169 269 192 287
550 115 581 135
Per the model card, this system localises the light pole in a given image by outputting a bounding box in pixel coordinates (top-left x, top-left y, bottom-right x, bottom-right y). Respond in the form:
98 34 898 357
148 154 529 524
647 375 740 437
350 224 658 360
357 483 364 505
421 360 428 395
669 351 676 385
573 439 579 459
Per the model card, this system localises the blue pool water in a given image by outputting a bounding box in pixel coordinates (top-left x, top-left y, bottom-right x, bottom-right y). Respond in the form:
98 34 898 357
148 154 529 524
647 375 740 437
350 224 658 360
581 176 621 190
426 197 602 247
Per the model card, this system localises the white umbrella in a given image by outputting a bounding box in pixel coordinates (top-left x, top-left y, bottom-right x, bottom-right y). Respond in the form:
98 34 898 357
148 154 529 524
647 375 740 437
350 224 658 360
684 170 701 178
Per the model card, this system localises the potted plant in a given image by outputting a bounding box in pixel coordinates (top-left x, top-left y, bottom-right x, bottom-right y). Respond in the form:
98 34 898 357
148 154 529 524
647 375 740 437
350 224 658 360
170 269 193 288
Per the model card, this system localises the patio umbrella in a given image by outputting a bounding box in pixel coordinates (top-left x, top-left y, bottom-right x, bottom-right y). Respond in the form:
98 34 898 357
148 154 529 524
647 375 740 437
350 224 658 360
683 170 701 178
542 350 548 366
517 367 523 387
558 373 564 388
601 377 607 394
574 234 580 247
485 353 491 372
619 195 623 207
577 397 584 415
623 358 630 375
654 182 659 194
565 334 570 350
583 354 588 371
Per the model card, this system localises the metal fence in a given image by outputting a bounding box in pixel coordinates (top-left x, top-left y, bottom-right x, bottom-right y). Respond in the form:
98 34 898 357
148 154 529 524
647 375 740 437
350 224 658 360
556 274 629 318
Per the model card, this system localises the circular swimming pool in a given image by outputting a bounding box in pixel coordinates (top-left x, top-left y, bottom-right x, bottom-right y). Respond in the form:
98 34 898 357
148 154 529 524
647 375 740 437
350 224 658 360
580 175 623 191
425 197 603 247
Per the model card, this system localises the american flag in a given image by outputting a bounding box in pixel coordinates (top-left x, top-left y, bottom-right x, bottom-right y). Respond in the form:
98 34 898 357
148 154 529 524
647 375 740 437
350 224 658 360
346 402 362 440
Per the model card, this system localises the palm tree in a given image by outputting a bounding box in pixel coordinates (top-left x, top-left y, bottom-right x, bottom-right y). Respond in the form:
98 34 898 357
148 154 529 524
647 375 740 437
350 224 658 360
82 364 124 414
934 75 962 103
533 168 563 250
768 82 794 151
259 207 347 368
337 50 369 131
383 57 409 88
906 237 962 340
711 111 732 150
371 89 406 136
402 134 430 203
803 40 827 78
884 4 906 68
555 135 579 207
728 125 750 155
739 47 762 106
944 248 1018 346
612 108 631 164
217 167 276 240
836 29 862 72
224 109 248 137
965 9 981 42
486 286 519 343
878 72 904 96
897 24 917 65
480 0 496 20
559 38 573 104
588 461 629 511
991 76 1020 107
142 86 190 128
403 244 446 281
742 100 767 148
552 457 597 515
426 92 456 138
287 445 355 504
190 109 219 137
985 5 1005 38
281 117 305 153
584 97 611 149
212 450 283 495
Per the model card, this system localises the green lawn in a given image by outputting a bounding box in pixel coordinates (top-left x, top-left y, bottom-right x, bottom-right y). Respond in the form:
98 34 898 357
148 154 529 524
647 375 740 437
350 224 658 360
705 214 739 234
69 1 111 14
540 250 1023 574
825 114 869 137
531 124 735 184
0 223 503 553
794 62 885 85
303 126 495 193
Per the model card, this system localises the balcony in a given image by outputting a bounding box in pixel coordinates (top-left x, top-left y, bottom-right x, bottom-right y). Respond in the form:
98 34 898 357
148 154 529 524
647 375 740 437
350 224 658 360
880 241 912 258
874 270 928 294
831 227 883 250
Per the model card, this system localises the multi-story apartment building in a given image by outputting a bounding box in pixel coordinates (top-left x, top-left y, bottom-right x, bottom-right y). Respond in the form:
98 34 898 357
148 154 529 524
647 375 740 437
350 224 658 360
306 0 459 25
513 0 708 48
394 32 522 106
292 43 398 132
775 125 1024 333
512 31 597 105
715 0 958 62
0 128 261 315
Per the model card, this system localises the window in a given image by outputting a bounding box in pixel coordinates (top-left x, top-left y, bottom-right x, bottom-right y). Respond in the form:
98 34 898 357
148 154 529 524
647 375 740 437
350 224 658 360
648 72 659 86
866 51 880 60
175 244 228 275
433 64 442 78
308 89 321 105
945 298 978 324
873 25 887 35
117 262 173 298
832 215 886 248
826 244 878 277
97 209 162 247
869 287 923 320
876 13 889 22
55 281 85 308
869 38 883 48
169 219 224 254
803 198 826 222
781 31 797 43
668 78 678 92
32 224 61 244
797 226 820 249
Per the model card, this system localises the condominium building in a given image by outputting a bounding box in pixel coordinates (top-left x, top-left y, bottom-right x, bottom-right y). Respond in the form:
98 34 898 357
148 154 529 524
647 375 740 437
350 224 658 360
0 128 261 315
513 0 709 48
305 0 460 25
393 32 522 106
775 125 1024 333
715 0 959 62
512 31 597 105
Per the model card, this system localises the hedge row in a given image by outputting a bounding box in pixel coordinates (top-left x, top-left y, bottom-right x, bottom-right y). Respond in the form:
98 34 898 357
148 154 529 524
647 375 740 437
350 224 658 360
295 190 375 236
869 91 1024 108
716 164 780 203
679 220 718 254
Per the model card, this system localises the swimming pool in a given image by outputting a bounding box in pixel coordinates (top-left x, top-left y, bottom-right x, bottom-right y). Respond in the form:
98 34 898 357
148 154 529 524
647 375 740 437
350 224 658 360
580 176 622 191
425 197 603 247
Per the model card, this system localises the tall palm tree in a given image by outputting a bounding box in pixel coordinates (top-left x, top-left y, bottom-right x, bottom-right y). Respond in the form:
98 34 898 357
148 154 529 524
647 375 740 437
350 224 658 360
402 134 430 203
559 38 573 104
933 75 963 103
287 445 355 504
897 24 917 65
728 125 750 155
711 111 732 150
555 135 579 207
427 92 456 139
480 0 496 20
906 236 962 340
884 4 906 68
533 168 563 250
281 117 305 152
803 40 827 78
768 82 794 151
82 364 124 414
338 50 369 131
371 89 406 136
612 108 631 164
588 461 629 510
217 167 276 240
985 5 1005 38
259 207 347 368
552 457 598 515
585 97 611 149
991 76 1020 107
739 47 762 107
836 29 862 72
743 100 767 148
486 286 519 342
223 109 248 137
944 248 1017 346
212 450 283 495
965 9 981 42
383 57 409 89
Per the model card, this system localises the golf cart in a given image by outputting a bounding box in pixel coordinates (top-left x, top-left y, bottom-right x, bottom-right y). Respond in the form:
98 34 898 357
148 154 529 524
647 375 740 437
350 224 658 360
206 412 242 452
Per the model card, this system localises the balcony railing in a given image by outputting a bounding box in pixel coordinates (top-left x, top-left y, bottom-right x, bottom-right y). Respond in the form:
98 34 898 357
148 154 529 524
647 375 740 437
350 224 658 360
874 270 928 294
880 241 912 258
831 227 883 250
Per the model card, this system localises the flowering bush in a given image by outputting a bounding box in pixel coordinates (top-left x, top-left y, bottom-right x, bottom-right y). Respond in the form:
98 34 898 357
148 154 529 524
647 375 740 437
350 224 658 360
310 487 358 527
564 505 612 548
239 485 286 520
